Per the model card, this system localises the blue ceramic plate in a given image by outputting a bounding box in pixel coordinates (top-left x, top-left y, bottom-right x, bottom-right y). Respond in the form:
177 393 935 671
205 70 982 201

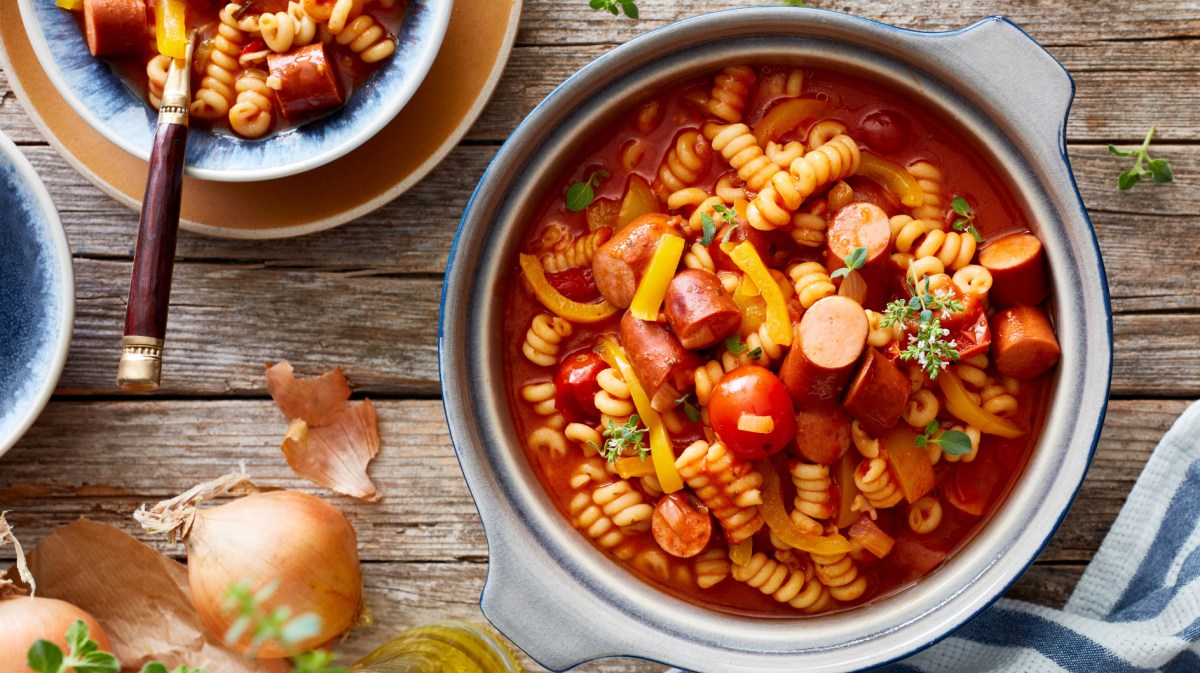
16 0 452 182
0 130 73 460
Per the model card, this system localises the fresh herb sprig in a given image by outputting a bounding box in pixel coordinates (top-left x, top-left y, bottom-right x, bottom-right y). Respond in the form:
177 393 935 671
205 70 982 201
565 169 610 211
699 204 737 246
588 415 648 463
950 196 983 243
1109 127 1174 190
879 276 965 379
674 394 701 423
223 582 348 673
588 0 638 19
725 335 762 361
914 420 973 456
831 246 867 280
781 0 808 5
26 620 196 673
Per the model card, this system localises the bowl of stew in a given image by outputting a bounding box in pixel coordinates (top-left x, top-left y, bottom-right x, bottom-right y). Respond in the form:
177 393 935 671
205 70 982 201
16 0 451 181
441 7 1110 671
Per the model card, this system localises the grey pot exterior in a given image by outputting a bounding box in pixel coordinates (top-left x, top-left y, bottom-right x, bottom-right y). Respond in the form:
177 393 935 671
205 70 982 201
440 8 1111 672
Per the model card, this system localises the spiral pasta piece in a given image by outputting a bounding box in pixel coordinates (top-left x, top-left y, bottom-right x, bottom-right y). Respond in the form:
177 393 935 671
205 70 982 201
854 457 903 510
541 226 613 273
519 381 557 417
807 120 848 149
693 547 731 588
528 425 568 458
787 261 836 309
567 491 633 559
789 461 834 521
747 134 861 231
655 130 713 197
569 457 611 488
908 160 946 224
522 313 572 367
592 480 653 531
981 382 1019 417
953 264 993 297
745 322 787 366
191 4 245 120
594 368 635 419
693 360 727 406
850 420 879 459
732 552 831 611
865 309 902 348
908 496 943 534
892 214 977 271
790 211 827 248
706 65 756 123
714 172 748 203
674 440 764 543
565 422 603 454
228 69 274 138
902 389 939 428
705 123 782 192
765 140 805 168
333 14 396 63
811 551 868 601
146 54 170 109
683 240 717 273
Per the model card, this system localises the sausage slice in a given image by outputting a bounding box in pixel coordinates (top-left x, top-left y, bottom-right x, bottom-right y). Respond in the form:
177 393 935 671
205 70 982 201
992 305 1060 379
268 43 346 122
978 233 1046 308
652 492 712 559
592 213 683 309
620 310 698 413
792 406 853 465
664 269 741 350
826 202 891 267
780 296 869 407
842 348 910 434
83 0 146 56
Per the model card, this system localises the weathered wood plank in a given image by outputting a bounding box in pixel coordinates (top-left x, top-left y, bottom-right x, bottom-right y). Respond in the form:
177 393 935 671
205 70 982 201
52 253 1200 395
1 399 1186 564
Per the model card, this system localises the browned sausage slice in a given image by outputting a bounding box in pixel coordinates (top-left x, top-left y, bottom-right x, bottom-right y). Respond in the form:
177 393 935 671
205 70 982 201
792 406 853 465
842 348 909 434
268 44 346 122
780 296 868 407
826 202 891 267
592 213 683 308
992 305 1061 379
664 269 741 350
652 492 712 559
83 0 146 57
620 310 699 413
978 233 1046 308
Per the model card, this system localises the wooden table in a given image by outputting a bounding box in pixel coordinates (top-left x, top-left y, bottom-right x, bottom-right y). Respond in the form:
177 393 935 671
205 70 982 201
2 2 1198 670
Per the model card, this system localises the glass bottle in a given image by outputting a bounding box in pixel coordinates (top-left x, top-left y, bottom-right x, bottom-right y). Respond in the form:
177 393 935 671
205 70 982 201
350 621 524 673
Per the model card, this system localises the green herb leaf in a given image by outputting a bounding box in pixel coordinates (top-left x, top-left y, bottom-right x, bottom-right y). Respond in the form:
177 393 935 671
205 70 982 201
1110 127 1173 191
914 434 928 448
27 640 63 673
1148 158 1174 183
1107 144 1133 157
565 169 608 211
1117 170 1141 191
597 415 648 462
949 196 982 243
587 0 638 19
66 620 88 653
720 226 735 245
675 394 701 423
712 203 737 225
968 224 983 243
140 664 170 673
700 212 717 246
725 335 747 355
747 346 764 361
832 245 867 280
280 613 322 645
935 429 974 456
72 652 120 673
781 0 807 5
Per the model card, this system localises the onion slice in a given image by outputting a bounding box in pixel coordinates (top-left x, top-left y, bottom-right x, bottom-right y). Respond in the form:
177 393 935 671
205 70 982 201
757 460 852 555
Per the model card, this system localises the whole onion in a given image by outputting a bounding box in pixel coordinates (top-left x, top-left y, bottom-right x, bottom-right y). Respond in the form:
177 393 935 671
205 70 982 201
136 475 363 658
0 597 112 671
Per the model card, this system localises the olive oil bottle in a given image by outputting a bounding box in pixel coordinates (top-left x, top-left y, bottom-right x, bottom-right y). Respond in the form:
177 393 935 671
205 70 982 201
350 622 524 673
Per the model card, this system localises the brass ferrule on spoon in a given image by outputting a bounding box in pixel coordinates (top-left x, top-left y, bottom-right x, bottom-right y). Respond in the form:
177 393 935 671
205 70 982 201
116 33 195 392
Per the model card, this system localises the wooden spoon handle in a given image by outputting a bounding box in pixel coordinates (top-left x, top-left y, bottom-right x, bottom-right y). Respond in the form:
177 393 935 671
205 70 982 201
117 121 187 391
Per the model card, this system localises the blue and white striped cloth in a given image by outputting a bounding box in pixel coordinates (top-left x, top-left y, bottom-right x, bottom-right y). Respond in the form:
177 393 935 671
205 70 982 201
668 401 1200 673
882 400 1200 673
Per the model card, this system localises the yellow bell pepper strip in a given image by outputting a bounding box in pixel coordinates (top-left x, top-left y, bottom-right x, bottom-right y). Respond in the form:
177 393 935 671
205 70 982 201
736 270 760 298
728 538 753 567
629 233 685 320
598 337 683 493
615 456 657 479
753 98 828 145
857 153 924 208
518 253 617 324
727 241 792 347
937 369 1025 438
55 0 83 10
758 460 853 555
155 0 188 59
617 175 659 228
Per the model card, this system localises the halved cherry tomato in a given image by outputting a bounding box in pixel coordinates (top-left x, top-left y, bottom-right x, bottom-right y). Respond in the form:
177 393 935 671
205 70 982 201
892 536 948 578
545 267 601 304
945 452 1003 516
856 107 912 155
553 350 607 424
651 492 712 559
953 309 992 360
708 365 797 460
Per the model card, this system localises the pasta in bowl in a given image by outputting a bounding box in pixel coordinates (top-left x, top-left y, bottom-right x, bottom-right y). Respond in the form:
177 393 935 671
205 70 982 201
441 7 1110 672
16 0 451 180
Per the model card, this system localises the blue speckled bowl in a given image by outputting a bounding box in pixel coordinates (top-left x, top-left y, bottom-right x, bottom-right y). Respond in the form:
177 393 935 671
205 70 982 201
441 8 1111 672
0 130 73 460
16 0 451 182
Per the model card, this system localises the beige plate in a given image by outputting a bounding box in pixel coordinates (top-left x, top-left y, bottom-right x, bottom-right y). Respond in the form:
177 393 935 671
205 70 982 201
0 0 522 239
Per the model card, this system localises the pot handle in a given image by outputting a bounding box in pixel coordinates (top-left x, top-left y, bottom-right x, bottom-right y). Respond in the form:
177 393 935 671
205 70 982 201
924 16 1074 153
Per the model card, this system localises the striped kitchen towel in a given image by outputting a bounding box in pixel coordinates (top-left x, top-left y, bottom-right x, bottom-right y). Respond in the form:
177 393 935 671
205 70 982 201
672 400 1200 673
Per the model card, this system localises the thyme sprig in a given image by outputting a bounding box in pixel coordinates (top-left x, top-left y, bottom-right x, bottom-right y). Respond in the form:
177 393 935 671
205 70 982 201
880 276 965 379
589 415 648 463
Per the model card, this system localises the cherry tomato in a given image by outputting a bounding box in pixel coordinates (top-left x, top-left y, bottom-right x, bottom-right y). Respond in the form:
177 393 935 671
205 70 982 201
545 267 601 303
857 108 911 154
952 309 991 360
708 365 797 460
946 453 1003 517
553 350 607 424
651 492 712 559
